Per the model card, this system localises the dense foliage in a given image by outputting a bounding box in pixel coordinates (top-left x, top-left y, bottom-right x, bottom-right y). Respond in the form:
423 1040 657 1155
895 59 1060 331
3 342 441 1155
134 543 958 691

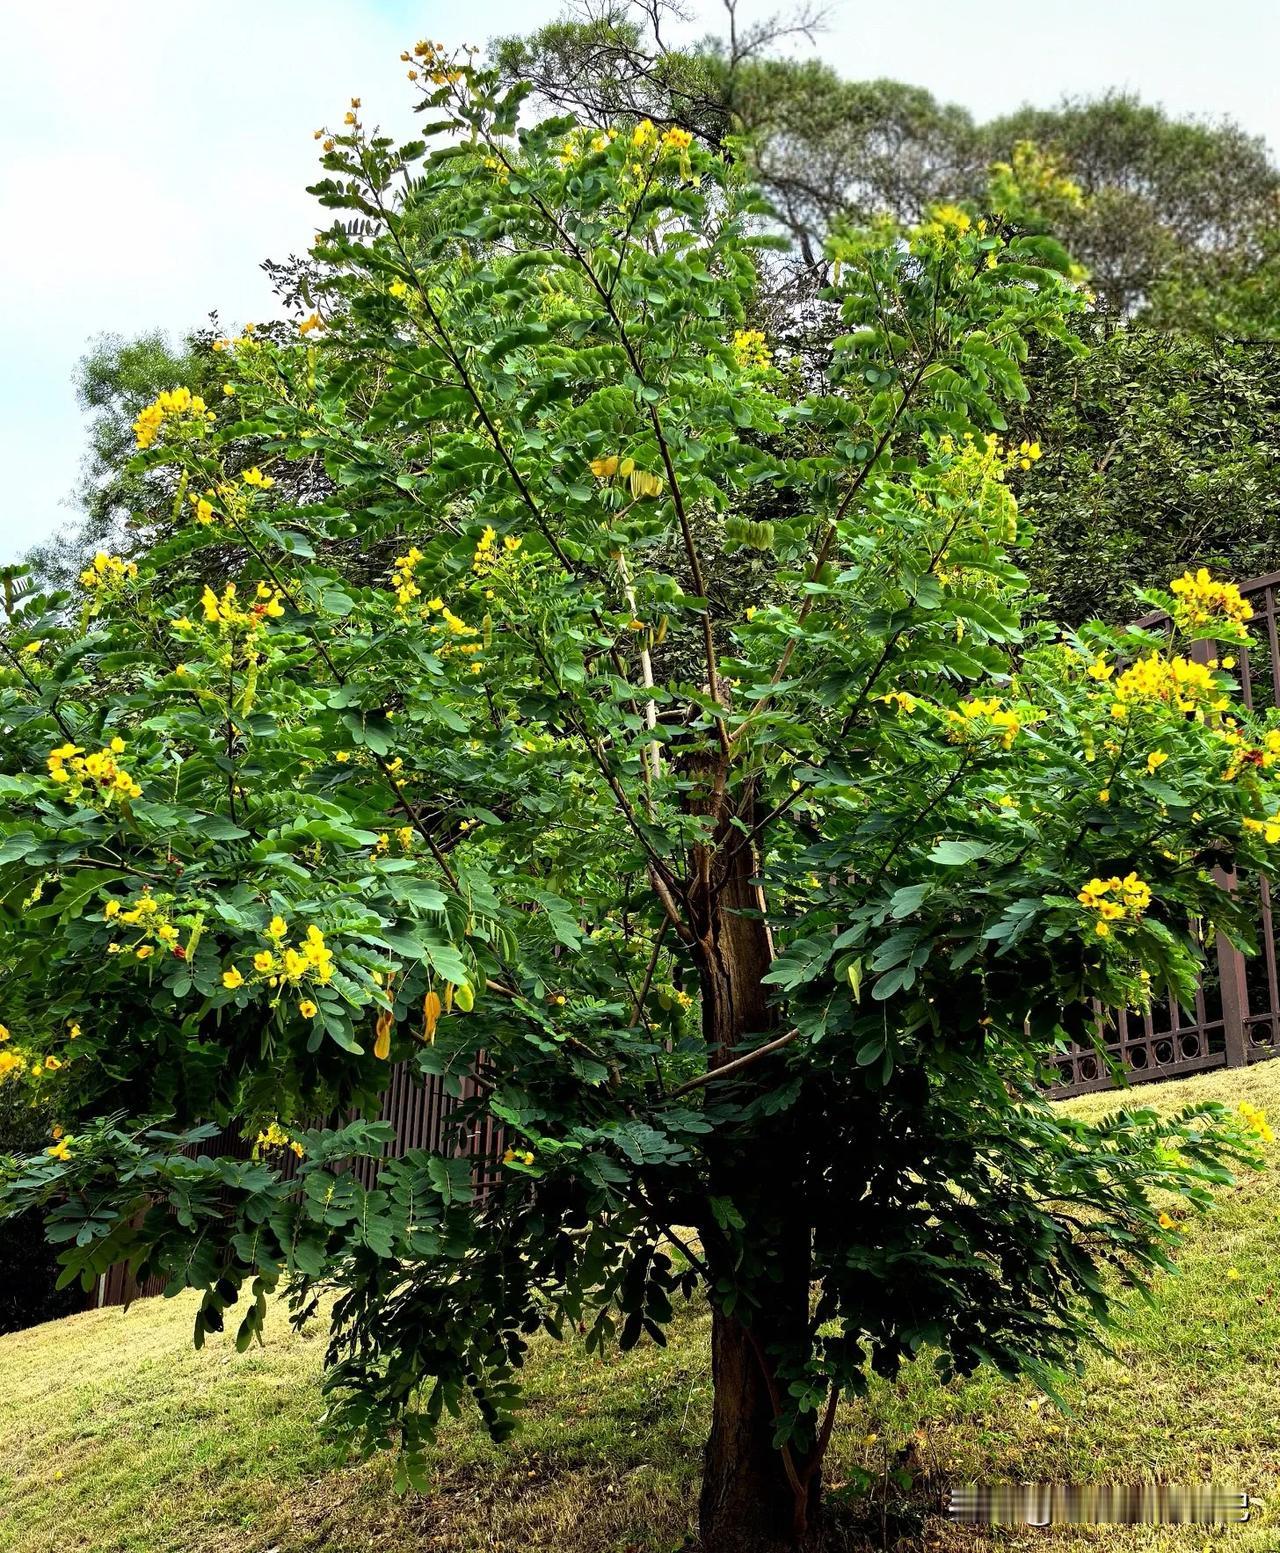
1 42 1276 1552
1013 327 1280 622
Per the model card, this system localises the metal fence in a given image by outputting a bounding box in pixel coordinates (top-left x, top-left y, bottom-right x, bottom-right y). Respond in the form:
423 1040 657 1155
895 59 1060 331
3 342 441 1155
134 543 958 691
1049 570 1280 1095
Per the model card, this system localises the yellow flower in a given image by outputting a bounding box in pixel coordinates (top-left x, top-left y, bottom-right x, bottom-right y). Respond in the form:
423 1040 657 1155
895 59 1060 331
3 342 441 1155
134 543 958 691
1146 750 1169 774
46 1140 72 1161
1226 1266 1242 1281
388 279 409 298
731 329 771 370
299 999 318 1019
222 966 245 990
1158 1211 1177 1230
1169 568 1253 629
242 466 275 489
44 1055 62 1071
267 915 288 941
135 944 155 960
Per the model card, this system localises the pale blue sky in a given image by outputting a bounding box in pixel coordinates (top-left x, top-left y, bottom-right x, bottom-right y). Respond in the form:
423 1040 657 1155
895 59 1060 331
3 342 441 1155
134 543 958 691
2 0 1277 562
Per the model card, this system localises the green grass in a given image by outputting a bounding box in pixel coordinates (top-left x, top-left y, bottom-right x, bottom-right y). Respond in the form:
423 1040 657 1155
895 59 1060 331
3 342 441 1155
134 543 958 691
4 1060 1280 1553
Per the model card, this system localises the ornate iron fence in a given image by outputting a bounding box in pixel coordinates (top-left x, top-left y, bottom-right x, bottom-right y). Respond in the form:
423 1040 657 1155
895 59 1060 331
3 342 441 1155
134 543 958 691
1049 571 1280 1095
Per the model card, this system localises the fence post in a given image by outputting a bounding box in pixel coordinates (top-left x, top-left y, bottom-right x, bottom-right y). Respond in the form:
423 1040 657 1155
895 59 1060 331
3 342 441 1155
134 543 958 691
1189 636 1252 1068
1215 864 1251 1068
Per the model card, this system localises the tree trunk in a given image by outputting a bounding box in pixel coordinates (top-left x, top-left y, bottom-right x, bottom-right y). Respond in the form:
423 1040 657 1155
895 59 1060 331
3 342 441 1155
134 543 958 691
699 1274 822 1553
688 772 822 1552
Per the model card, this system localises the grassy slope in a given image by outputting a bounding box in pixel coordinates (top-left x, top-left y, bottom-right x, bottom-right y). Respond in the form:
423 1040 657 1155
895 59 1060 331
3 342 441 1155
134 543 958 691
4 1060 1280 1553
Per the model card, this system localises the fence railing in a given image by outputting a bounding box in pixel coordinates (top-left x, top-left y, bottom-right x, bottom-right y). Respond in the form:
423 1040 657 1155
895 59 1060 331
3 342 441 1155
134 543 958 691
1049 570 1280 1096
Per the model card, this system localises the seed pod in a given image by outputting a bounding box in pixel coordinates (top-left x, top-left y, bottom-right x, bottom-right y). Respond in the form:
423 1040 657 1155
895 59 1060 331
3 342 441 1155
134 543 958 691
373 1008 393 1060
422 989 442 1043
455 980 475 1013
482 612 493 650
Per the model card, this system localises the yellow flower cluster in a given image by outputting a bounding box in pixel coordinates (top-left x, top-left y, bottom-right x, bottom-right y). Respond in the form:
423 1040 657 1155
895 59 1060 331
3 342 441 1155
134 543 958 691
402 38 462 84
1110 654 1227 719
1220 726 1280 782
224 919 335 1010
472 526 522 576
78 551 138 616
1077 873 1152 937
104 888 182 959
0 1047 24 1085
254 1120 305 1159
588 455 664 499
298 313 324 336
989 140 1083 213
133 386 214 450
948 696 1025 749
47 737 142 804
732 329 772 370
372 826 417 859
936 430 1040 477
558 126 616 165
391 546 424 610
1169 568 1253 629
199 580 286 630
1239 1100 1275 1144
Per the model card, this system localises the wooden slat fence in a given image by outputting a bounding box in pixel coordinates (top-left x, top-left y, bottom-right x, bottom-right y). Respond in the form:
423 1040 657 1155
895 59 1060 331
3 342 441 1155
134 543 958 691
95 1060 488 1307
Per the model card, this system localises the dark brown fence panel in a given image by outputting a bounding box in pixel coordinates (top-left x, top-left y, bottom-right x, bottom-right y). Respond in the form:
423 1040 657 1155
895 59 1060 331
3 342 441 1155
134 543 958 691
93 1062 497 1308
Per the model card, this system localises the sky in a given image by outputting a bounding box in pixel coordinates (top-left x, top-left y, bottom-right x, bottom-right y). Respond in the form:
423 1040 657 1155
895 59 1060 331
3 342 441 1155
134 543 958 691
2 0 1278 563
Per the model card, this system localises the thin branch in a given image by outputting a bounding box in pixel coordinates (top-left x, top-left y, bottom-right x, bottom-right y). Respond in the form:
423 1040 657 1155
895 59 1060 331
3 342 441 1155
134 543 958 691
664 1026 799 1100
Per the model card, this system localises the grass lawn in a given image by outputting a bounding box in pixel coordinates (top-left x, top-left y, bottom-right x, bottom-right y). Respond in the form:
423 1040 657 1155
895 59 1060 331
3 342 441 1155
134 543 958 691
4 1059 1280 1553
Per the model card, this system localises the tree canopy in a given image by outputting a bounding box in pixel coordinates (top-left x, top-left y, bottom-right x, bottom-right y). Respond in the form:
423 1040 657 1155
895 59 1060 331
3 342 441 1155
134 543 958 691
2 33 1278 1553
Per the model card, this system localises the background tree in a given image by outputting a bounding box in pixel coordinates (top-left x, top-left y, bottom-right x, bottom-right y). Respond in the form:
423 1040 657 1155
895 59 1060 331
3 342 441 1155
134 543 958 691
1011 327 1280 623
496 1 1280 320
1 49 1275 1553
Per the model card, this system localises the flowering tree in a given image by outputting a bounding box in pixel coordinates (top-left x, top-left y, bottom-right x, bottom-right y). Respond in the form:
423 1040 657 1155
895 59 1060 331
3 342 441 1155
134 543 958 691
1 45 1276 1553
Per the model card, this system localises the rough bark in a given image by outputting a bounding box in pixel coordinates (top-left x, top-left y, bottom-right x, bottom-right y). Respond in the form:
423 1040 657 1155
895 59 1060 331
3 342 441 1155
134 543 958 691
688 767 823 1552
